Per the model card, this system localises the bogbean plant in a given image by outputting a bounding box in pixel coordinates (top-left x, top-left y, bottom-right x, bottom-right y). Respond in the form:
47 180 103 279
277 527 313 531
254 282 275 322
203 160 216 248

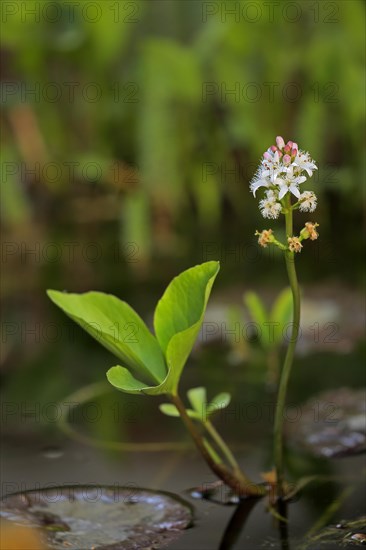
48 137 319 500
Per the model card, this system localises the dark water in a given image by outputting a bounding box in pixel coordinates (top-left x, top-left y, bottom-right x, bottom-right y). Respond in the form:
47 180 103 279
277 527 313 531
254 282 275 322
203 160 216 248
1 438 365 549
1 345 366 548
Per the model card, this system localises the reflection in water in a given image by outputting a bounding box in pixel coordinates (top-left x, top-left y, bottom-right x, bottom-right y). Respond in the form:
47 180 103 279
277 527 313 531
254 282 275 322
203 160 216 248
217 496 290 550
277 499 290 550
218 497 260 550
40 446 64 460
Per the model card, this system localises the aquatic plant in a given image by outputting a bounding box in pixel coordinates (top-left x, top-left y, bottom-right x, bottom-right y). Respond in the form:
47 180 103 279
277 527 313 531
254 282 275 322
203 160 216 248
47 137 319 500
48 263 262 497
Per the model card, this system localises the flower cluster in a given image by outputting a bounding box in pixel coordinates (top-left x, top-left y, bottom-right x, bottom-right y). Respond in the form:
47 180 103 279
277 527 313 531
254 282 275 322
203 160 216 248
250 137 318 219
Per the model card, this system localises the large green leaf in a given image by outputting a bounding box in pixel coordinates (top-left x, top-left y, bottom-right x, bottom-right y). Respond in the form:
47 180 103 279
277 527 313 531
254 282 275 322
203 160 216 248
152 261 220 395
47 290 166 386
49 262 219 397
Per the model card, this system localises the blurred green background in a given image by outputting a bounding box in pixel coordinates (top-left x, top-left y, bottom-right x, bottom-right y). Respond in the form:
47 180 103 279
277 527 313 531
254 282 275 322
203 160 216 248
1 0 365 444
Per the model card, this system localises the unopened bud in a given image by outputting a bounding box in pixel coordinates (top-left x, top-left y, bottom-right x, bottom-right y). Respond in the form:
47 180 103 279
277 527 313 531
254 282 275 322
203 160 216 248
283 145 291 154
276 136 285 150
291 148 298 157
283 154 291 164
270 145 278 153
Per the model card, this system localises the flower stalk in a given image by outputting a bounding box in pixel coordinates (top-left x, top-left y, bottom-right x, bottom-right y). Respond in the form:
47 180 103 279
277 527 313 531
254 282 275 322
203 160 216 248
251 137 319 497
273 196 301 496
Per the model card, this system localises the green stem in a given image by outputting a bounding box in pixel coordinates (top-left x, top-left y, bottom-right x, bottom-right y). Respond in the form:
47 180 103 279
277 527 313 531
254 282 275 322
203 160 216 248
170 394 265 497
273 195 301 497
204 420 242 475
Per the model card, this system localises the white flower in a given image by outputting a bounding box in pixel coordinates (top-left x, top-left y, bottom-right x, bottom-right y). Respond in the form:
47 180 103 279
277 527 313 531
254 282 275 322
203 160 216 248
299 191 317 212
265 189 279 201
275 167 307 200
250 139 318 219
250 166 271 196
293 151 317 177
261 150 285 183
259 191 282 219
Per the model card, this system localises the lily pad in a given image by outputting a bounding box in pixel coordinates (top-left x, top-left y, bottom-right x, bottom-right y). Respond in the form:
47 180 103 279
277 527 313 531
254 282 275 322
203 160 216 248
0 485 192 549
287 388 366 458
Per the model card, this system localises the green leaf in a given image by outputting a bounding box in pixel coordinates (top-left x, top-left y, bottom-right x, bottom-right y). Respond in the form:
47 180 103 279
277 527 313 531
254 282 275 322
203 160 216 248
152 261 220 395
48 262 220 398
244 291 269 348
270 288 293 346
159 403 180 417
159 403 199 419
207 393 231 416
187 387 207 414
47 290 166 386
106 366 148 394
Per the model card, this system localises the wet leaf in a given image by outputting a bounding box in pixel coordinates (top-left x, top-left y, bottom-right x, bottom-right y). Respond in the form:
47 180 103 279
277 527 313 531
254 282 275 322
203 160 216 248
0 485 192 550
287 388 366 458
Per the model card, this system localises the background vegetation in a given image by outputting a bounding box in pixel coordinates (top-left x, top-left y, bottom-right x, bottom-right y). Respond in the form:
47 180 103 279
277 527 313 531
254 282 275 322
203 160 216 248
1 1 365 438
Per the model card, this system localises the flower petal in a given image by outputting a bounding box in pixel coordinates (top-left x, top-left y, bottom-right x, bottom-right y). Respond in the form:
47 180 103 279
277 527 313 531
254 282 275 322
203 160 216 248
290 185 301 199
278 186 288 200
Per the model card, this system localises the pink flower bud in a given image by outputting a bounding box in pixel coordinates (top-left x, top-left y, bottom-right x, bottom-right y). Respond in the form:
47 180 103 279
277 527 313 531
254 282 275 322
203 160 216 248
291 148 298 157
270 145 278 152
283 145 291 154
283 154 291 164
292 142 298 150
278 151 283 158
263 151 271 160
287 141 293 148
276 136 285 150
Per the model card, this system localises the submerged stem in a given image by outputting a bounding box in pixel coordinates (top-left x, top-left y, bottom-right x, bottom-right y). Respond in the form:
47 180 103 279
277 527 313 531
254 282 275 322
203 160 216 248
274 196 301 497
170 394 265 497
